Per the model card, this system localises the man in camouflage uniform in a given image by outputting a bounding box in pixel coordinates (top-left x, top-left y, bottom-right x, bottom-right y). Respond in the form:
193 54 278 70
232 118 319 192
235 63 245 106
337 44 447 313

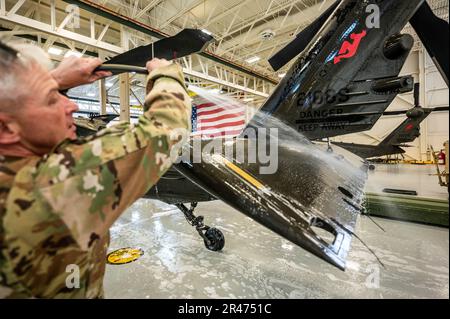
0 42 191 298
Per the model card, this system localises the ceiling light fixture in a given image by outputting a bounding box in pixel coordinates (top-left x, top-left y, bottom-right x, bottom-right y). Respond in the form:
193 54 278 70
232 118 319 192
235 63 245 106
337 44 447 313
64 50 83 58
246 56 260 64
48 47 63 55
201 29 213 36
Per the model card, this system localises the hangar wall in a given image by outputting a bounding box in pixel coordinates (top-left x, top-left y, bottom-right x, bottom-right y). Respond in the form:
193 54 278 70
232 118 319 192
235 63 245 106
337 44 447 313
424 52 449 159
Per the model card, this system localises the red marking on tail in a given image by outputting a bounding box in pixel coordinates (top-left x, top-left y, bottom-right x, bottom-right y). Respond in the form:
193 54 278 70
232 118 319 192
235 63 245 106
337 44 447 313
334 30 367 64
405 123 414 132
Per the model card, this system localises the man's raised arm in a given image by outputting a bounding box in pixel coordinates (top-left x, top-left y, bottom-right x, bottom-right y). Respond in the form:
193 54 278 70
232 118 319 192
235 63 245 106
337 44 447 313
33 60 191 250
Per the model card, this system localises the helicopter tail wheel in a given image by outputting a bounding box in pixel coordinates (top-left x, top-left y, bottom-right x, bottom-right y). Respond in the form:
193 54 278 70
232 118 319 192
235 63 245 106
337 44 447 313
176 203 225 251
203 227 225 251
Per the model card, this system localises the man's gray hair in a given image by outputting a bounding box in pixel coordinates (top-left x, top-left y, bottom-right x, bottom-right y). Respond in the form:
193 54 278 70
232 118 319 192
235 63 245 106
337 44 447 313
0 40 53 112
9 41 54 70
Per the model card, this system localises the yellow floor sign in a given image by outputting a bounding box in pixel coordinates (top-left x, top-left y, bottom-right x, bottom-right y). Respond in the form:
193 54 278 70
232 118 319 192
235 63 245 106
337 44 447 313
106 248 144 265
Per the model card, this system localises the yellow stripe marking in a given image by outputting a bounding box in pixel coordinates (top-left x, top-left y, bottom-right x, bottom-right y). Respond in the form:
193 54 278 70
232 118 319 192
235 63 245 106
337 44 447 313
223 158 265 190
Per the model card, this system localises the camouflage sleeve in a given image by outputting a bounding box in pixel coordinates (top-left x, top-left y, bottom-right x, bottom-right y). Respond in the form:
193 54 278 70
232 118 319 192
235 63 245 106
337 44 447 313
33 63 191 250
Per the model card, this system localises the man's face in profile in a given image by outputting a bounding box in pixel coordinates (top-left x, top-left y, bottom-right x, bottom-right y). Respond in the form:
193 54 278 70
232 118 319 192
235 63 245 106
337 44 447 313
13 62 79 154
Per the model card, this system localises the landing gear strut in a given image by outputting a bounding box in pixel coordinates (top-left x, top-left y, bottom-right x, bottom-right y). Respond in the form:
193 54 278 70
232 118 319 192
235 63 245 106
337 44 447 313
175 202 225 252
326 138 333 153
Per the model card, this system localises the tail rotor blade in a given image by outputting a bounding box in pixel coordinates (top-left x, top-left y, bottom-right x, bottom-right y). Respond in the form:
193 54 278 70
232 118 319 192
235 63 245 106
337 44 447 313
268 0 341 71
410 2 449 85
101 29 214 75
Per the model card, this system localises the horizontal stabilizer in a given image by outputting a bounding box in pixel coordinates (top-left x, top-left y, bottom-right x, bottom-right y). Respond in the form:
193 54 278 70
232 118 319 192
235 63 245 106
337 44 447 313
175 137 367 270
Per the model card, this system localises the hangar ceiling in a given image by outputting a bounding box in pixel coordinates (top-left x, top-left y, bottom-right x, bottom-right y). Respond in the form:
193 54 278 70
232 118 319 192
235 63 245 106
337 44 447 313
0 0 448 108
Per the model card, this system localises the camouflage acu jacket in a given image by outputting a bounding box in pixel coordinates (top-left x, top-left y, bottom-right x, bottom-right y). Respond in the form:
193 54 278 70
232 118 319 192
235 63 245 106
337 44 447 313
0 64 191 298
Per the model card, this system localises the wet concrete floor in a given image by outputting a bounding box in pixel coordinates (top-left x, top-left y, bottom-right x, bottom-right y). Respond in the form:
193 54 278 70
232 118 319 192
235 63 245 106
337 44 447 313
104 171 449 299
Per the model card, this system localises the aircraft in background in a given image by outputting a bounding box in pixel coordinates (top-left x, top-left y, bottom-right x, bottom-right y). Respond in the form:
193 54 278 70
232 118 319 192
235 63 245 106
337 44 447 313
331 107 432 160
330 84 449 160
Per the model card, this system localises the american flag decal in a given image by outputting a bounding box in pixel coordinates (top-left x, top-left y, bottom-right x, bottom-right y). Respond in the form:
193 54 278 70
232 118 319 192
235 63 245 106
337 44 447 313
189 87 247 139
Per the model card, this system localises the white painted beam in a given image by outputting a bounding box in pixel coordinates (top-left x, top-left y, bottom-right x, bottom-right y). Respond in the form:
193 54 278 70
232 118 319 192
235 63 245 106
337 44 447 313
0 10 271 98
0 0 5 16
0 13 123 53
7 0 26 16
119 73 130 122
99 79 107 115
184 69 269 98
159 0 203 29
134 0 163 19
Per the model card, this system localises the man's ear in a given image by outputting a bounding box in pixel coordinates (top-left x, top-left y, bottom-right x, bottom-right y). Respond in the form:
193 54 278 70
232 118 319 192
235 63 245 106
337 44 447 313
0 114 21 144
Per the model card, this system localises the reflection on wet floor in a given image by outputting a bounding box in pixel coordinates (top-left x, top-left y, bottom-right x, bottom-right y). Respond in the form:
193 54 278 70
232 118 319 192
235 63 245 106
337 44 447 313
104 197 449 299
